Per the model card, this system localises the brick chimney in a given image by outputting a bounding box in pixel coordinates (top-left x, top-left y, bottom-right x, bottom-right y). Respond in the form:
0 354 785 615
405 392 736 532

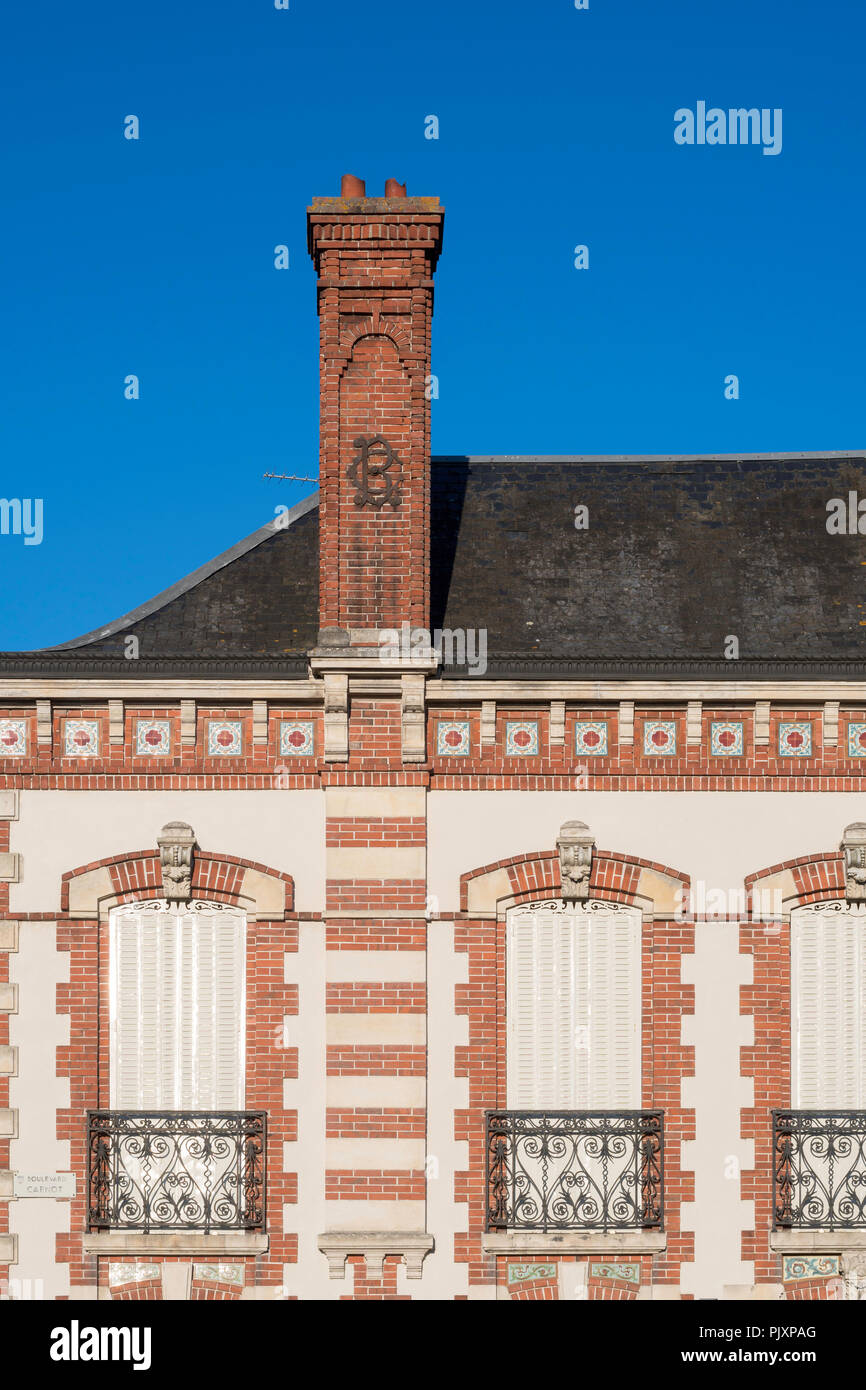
307 178 445 653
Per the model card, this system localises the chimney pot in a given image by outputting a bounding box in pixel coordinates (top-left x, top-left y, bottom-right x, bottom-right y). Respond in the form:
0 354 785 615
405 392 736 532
384 178 407 198
340 174 366 198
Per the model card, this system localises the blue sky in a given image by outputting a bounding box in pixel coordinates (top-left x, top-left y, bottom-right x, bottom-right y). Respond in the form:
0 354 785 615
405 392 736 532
2 0 864 650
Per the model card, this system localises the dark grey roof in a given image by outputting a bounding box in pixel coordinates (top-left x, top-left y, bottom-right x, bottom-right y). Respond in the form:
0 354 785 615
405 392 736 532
3 454 866 680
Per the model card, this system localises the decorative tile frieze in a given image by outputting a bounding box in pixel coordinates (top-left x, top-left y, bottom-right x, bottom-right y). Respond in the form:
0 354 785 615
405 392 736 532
847 722 866 758
574 720 608 756
710 721 744 756
590 1261 641 1285
507 1262 556 1286
778 721 812 757
135 720 171 756
279 721 315 757
437 720 470 756
207 720 243 756
642 720 676 756
505 721 539 756
108 1262 160 1288
194 1263 245 1287
0 721 26 757
781 1255 840 1282
63 719 100 758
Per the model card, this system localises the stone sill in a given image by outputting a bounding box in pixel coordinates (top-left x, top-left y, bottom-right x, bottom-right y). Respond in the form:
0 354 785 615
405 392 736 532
770 1230 866 1253
482 1231 666 1256
82 1232 268 1257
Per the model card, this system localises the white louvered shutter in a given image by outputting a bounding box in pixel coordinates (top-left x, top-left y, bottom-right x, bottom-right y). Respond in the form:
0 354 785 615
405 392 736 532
507 905 640 1109
793 906 865 1108
111 905 245 1110
587 907 641 1107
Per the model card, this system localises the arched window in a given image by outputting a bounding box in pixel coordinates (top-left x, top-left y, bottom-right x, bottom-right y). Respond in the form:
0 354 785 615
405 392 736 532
791 902 866 1108
109 900 246 1110
506 899 642 1109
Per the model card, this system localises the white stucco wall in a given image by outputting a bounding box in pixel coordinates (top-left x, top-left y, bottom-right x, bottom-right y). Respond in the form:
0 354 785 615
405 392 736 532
9 790 325 914
428 790 866 909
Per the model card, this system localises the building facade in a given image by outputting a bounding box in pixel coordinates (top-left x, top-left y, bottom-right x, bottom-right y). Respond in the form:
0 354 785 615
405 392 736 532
1 179 866 1301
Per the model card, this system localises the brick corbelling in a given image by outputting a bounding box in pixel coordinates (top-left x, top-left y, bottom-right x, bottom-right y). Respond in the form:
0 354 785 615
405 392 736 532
325 983 426 1013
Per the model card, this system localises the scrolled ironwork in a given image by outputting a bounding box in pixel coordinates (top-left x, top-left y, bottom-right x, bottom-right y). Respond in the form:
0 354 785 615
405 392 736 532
87 1111 266 1232
773 1110 866 1230
485 1110 663 1232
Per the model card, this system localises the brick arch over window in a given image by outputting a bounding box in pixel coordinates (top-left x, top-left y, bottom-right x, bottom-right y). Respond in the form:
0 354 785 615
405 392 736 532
337 321 415 368
56 846 297 1297
460 847 689 919
454 846 693 1295
745 850 844 916
61 848 294 919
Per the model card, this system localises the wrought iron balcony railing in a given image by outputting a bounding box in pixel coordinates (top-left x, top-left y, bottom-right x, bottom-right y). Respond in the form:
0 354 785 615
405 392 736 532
87 1111 266 1233
485 1110 663 1233
773 1110 866 1231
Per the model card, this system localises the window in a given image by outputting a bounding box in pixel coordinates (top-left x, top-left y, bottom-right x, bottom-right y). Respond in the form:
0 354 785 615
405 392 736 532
506 900 642 1109
792 903 866 1108
109 901 246 1110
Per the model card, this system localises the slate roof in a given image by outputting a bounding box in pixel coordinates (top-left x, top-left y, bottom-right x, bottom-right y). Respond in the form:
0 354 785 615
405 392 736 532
4 454 866 680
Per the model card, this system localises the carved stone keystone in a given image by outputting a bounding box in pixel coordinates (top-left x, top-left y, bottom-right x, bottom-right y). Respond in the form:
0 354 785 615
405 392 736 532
158 822 196 903
557 820 595 902
841 822 866 903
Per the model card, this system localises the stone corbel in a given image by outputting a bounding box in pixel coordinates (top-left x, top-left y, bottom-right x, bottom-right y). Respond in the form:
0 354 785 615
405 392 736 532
557 820 595 901
401 673 426 763
157 822 195 903
317 1232 434 1281
323 673 349 762
841 822 866 904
